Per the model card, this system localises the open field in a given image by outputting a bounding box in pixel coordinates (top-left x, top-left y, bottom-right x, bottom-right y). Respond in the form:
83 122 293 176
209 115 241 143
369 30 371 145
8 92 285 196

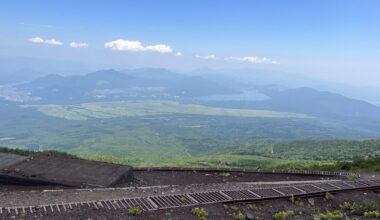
25 100 309 120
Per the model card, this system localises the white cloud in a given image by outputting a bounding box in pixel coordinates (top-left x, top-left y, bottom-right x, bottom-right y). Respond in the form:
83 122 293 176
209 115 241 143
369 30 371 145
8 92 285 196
195 54 217 60
104 39 173 53
44 39 63 45
225 56 279 64
69 42 89 48
29 37 44 43
145 44 172 53
28 37 63 46
105 39 144 51
175 52 182 57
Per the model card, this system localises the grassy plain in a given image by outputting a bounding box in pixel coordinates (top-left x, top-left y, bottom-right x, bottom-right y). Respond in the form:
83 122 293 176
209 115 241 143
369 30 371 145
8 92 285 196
26 100 308 120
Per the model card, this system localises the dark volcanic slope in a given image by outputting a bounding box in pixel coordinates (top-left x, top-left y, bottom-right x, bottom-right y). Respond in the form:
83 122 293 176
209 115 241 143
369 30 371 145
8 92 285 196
2 156 132 187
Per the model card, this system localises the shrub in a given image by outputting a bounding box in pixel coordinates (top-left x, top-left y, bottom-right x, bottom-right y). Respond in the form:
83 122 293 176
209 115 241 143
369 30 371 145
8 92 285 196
192 207 208 220
288 195 304 206
339 202 355 211
227 205 239 212
353 201 380 215
233 211 245 220
246 203 257 211
127 207 142 216
315 210 344 220
324 192 334 201
224 205 245 219
273 210 294 220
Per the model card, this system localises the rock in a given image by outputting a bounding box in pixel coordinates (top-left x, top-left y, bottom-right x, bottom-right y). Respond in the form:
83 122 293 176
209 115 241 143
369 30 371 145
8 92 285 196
245 211 254 220
307 198 315 206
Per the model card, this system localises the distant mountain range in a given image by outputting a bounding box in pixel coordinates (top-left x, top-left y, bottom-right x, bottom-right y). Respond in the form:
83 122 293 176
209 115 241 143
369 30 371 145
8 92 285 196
203 86 380 120
16 69 236 103
1 68 379 122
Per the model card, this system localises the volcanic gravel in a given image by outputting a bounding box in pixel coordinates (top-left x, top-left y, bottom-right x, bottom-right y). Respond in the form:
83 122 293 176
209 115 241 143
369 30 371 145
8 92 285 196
2 189 379 220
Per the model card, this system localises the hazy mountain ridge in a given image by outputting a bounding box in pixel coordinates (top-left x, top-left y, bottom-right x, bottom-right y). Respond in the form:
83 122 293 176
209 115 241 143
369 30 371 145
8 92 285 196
15 69 236 103
3 68 380 122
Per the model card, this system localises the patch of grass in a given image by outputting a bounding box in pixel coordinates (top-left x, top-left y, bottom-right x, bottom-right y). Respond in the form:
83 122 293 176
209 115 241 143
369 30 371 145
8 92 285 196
224 205 246 220
364 210 380 218
353 201 380 215
324 192 334 201
339 202 355 211
127 207 142 216
273 210 294 220
232 211 245 220
315 210 344 220
245 203 257 211
192 207 208 220
346 175 358 181
288 195 304 206
218 172 231 177
224 205 239 212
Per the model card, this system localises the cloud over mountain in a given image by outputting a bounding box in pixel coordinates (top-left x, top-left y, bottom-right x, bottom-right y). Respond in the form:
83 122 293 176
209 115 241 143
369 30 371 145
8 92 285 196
104 39 172 53
225 56 279 64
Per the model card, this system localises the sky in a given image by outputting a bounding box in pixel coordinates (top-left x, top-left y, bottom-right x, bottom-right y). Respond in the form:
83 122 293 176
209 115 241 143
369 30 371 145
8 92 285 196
0 0 380 86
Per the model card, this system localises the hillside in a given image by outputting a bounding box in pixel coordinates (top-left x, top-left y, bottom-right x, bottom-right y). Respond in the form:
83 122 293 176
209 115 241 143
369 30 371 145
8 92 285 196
202 87 380 120
237 140 380 161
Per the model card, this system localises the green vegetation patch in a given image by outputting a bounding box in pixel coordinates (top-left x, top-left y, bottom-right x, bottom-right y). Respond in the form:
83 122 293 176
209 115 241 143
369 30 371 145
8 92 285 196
273 210 294 220
352 201 380 216
324 192 335 201
314 210 344 220
127 207 142 216
238 139 380 161
364 210 380 218
218 172 231 177
192 207 208 220
289 195 304 206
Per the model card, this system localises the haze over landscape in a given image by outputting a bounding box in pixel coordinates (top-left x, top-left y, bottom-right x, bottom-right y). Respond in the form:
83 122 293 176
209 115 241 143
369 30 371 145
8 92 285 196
2 1 380 219
0 0 380 169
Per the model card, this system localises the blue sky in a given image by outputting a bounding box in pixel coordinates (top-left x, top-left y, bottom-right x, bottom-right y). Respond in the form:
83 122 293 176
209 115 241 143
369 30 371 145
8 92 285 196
0 0 380 86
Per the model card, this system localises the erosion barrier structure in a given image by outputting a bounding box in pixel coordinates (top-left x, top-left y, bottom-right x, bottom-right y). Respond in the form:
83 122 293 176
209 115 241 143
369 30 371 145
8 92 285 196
0 179 379 216
0 153 133 187
133 167 358 177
